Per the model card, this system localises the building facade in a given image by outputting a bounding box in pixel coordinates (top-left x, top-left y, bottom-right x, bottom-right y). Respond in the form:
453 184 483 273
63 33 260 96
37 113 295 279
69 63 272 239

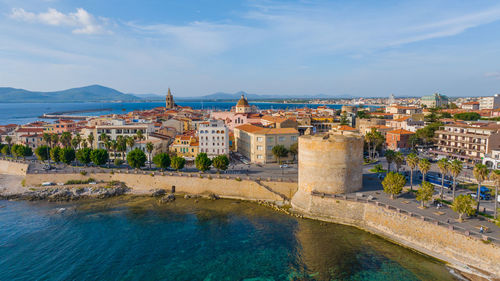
169 135 199 159
421 93 449 108
385 129 415 151
434 123 500 163
165 88 175 109
480 94 500 110
234 124 299 164
198 119 229 157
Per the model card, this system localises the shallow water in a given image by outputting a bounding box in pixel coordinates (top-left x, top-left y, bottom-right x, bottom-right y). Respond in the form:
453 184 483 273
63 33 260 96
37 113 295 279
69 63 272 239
0 197 458 280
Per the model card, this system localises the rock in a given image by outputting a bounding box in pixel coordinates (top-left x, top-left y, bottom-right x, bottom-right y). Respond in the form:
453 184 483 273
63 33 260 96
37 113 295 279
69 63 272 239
151 189 166 197
184 194 191 199
208 193 219 200
159 193 176 203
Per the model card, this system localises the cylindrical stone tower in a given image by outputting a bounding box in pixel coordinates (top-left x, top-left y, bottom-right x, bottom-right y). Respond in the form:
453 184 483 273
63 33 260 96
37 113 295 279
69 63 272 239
291 133 363 212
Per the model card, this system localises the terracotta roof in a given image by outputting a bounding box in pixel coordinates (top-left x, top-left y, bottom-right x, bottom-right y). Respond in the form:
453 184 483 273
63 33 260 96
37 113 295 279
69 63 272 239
393 116 411 122
387 129 415 135
337 125 356 131
236 124 298 135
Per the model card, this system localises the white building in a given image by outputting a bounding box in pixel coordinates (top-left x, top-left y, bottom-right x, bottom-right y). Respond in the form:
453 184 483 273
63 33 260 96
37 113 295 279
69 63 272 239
480 94 500 110
198 119 229 158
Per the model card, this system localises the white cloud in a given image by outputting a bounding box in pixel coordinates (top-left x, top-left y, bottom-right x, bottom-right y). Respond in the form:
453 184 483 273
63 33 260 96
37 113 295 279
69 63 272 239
10 7 108 34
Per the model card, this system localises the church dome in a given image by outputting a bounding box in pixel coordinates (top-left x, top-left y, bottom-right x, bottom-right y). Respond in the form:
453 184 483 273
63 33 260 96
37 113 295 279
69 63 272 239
236 94 250 107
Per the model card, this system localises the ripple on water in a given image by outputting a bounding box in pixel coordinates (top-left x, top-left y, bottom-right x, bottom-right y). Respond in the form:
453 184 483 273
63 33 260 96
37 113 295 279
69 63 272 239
0 198 459 281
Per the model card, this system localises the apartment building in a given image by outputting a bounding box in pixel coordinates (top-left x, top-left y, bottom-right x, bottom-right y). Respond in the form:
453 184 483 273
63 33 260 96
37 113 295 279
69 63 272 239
234 124 299 164
480 94 500 110
82 120 154 149
386 129 415 151
420 93 448 108
169 135 199 159
434 123 500 163
461 101 480 110
198 119 229 158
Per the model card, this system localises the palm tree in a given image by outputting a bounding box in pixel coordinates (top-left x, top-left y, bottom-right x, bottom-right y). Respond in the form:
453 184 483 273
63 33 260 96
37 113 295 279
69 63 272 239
42 133 52 167
87 133 95 149
406 153 419 191
110 140 118 161
50 133 59 148
449 160 463 200
126 136 135 154
104 140 112 168
489 170 500 220
99 133 109 149
437 158 449 200
5 136 12 155
385 150 395 172
116 136 126 160
418 158 431 182
394 152 404 173
146 142 154 169
136 130 145 141
73 133 82 150
60 132 72 148
80 139 88 148
473 163 490 212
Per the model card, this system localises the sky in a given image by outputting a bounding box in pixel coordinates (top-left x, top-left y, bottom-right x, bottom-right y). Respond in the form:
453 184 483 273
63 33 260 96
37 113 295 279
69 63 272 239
1 0 500 97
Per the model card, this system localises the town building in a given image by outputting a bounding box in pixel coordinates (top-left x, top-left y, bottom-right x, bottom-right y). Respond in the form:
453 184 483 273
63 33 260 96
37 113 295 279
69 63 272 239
480 94 500 110
198 119 229 157
461 101 480 110
433 123 500 163
169 134 199 159
385 128 415 151
482 149 500 169
234 124 299 164
82 120 155 149
420 93 449 108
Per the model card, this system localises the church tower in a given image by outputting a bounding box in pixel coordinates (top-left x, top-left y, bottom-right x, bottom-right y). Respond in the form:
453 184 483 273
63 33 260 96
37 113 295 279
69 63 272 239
165 88 174 109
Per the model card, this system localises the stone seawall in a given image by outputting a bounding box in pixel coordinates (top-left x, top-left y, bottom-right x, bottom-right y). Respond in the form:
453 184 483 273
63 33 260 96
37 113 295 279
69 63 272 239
24 172 298 202
0 160 29 176
292 195 500 278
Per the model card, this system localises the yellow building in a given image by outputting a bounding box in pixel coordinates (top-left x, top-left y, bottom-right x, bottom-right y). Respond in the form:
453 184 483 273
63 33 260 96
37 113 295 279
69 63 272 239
169 135 199 159
234 124 299 164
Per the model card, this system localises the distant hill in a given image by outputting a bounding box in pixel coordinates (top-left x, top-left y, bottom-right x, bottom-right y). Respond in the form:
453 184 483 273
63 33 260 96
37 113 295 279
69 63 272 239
177 91 351 101
0 85 143 103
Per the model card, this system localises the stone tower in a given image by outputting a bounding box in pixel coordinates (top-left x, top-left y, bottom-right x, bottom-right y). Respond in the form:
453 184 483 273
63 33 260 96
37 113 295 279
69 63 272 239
165 88 174 109
291 133 363 213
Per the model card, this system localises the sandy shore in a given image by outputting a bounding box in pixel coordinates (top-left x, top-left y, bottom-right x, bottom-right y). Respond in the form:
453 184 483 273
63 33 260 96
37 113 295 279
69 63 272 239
0 174 28 195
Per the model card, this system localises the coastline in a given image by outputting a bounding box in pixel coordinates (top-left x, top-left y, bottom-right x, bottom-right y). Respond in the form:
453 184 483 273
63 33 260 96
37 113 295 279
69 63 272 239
1 166 498 280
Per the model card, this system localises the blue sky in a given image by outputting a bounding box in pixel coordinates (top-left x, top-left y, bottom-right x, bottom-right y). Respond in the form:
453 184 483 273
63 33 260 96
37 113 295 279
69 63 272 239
1 0 500 97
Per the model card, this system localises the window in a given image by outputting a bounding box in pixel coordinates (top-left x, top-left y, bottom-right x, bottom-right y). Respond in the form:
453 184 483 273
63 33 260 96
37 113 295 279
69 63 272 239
257 137 263 142
291 136 297 141
257 145 263 151
279 136 285 142
267 146 272 150
257 155 263 159
267 137 274 142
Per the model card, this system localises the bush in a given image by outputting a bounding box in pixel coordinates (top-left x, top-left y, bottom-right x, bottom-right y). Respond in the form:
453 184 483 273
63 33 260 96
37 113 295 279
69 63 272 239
65 178 95 185
114 158 124 166
80 171 87 176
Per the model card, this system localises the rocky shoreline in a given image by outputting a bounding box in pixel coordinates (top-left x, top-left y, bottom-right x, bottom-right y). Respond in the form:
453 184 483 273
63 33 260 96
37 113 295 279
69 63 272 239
0 185 129 202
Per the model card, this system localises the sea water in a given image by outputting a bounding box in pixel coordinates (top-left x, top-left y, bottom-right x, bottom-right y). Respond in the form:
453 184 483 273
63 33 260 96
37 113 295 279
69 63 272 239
0 197 458 280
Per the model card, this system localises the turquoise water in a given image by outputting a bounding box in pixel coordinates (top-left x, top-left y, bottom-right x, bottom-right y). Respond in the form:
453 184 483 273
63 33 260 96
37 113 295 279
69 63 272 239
0 197 458 280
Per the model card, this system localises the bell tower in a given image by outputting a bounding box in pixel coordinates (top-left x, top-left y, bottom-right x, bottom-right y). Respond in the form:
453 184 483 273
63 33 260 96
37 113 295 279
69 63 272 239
165 88 174 109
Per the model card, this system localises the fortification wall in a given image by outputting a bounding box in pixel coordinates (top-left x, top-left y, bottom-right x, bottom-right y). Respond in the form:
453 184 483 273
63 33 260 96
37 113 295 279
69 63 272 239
24 172 298 202
0 160 29 176
294 195 500 278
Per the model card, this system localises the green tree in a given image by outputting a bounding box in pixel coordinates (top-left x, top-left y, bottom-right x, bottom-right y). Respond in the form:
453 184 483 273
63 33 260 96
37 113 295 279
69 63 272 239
340 112 349 125
114 158 124 167
136 130 145 141
170 156 185 171
146 142 154 169
60 132 72 148
35 145 50 161
452 194 476 222
126 136 135 152
414 122 442 145
489 170 500 220
127 148 146 169
13 145 32 160
1 145 9 156
473 163 490 212
394 152 404 173
272 145 288 164
212 155 229 172
50 133 59 148
382 172 406 199
195 152 212 172
454 112 481 121
373 163 384 173
449 160 463 200
87 132 95 149
417 181 435 208
385 149 395 172
365 128 384 159
50 146 61 163
418 158 431 182
11 144 23 159
59 147 75 165
76 148 92 166
91 149 109 166
406 153 419 191
437 158 449 200
4 136 12 154
153 153 171 171
72 133 81 149
289 142 298 162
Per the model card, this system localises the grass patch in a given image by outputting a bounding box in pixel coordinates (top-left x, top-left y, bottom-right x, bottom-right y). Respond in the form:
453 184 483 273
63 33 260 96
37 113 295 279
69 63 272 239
369 168 387 173
437 199 452 205
65 178 95 185
80 171 88 176
21 179 26 187
477 211 494 219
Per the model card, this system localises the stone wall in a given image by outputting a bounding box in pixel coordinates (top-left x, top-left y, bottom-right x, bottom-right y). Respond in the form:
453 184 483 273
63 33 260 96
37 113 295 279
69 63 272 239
0 160 29 176
24 172 298 202
293 195 500 278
